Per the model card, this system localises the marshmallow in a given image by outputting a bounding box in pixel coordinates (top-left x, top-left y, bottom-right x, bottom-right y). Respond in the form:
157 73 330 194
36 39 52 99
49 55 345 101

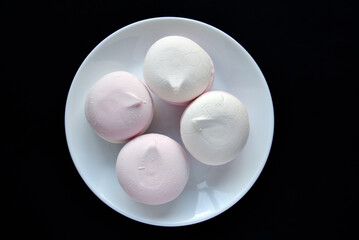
116 134 190 205
180 91 249 165
143 36 214 105
85 71 153 143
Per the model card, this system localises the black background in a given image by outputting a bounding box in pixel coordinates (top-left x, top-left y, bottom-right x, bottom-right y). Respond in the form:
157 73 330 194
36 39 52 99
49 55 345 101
6 0 357 239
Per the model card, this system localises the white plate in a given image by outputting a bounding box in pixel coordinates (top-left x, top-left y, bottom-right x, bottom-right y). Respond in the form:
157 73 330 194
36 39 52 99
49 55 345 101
65 17 274 226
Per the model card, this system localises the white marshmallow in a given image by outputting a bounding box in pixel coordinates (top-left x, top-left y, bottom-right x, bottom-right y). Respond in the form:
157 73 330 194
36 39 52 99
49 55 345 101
143 36 214 104
180 91 250 165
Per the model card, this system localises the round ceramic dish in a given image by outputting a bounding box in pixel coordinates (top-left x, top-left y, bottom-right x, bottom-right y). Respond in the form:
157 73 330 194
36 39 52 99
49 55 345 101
65 17 274 226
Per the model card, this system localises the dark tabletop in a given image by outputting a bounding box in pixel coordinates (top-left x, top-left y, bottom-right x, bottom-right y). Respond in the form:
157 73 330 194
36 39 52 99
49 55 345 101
6 0 357 239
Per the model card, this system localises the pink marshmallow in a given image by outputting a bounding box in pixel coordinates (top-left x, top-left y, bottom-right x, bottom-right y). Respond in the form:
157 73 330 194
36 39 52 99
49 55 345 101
116 133 190 205
85 71 154 143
